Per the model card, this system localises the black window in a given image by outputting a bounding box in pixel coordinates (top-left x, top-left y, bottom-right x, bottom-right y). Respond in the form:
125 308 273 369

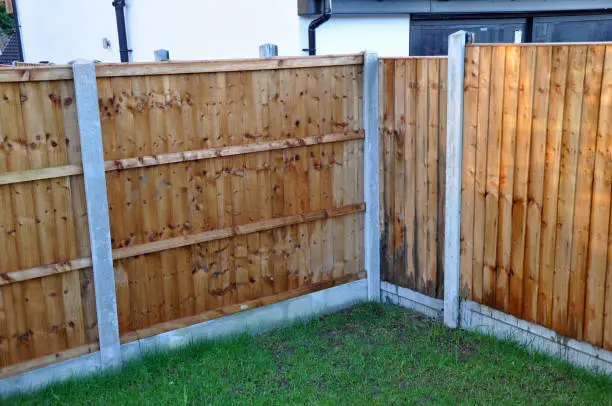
533 14 612 42
410 19 526 56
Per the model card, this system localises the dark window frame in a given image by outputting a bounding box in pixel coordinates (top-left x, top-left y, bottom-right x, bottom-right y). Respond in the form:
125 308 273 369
411 10 612 43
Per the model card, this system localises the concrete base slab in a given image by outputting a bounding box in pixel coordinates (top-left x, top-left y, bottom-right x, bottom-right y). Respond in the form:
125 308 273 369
461 300 612 375
381 282 443 320
0 279 367 397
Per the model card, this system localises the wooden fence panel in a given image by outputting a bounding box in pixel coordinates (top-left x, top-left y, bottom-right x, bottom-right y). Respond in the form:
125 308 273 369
461 43 612 350
0 55 366 376
380 57 447 298
96 63 365 338
0 79 98 372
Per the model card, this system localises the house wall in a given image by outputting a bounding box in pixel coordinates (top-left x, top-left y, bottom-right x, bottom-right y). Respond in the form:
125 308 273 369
18 0 121 63
125 0 301 61
16 0 411 64
299 15 411 57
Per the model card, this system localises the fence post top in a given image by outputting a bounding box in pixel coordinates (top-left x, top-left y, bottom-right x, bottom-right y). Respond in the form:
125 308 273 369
448 30 475 45
71 58 96 66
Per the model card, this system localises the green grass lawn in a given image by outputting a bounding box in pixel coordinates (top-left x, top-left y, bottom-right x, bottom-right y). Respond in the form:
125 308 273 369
5 303 612 405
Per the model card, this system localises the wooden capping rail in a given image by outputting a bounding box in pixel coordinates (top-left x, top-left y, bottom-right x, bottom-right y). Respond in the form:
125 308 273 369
0 54 364 83
120 272 366 344
0 203 365 286
0 132 363 186
0 343 100 379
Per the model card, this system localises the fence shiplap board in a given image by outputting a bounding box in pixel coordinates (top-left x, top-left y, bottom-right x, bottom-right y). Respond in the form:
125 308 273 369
460 47 479 299
567 45 605 340
522 46 552 324
538 46 569 328
552 45 587 337
380 57 447 299
472 46 492 305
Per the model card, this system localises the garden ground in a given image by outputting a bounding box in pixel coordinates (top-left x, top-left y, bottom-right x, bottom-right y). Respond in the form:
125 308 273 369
5 302 612 405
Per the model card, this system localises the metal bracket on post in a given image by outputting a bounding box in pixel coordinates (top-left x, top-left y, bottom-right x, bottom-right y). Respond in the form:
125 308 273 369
363 51 381 302
444 31 472 328
72 61 121 367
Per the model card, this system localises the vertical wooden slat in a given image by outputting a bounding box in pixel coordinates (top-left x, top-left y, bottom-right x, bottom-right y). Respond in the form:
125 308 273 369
264 70 280 294
415 58 429 293
352 66 364 277
523 46 552 323
584 45 612 347
567 45 605 340
472 47 492 304
19 82 50 359
308 68 324 283
227 72 246 303
382 60 395 284
508 46 536 317
426 58 440 297
392 60 406 286
538 46 570 328
437 59 448 298
552 46 587 336
294 69 310 285
460 47 480 299
496 46 520 313
404 59 417 290
171 75 195 319
280 69 298 289
332 67 345 280
320 67 335 282
151 75 179 323
483 46 506 307
0 83 25 365
342 67 357 277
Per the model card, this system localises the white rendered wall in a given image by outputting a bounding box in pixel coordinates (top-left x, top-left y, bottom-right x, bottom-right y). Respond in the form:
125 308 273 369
17 2 410 63
18 0 121 63
126 0 302 61
299 15 411 57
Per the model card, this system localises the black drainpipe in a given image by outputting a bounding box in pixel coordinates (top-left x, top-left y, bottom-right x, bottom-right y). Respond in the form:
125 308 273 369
112 0 130 62
305 0 332 56
12 0 24 62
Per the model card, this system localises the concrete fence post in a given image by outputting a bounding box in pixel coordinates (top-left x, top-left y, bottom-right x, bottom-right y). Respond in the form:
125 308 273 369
444 31 472 328
72 62 122 367
363 51 381 302
259 43 279 58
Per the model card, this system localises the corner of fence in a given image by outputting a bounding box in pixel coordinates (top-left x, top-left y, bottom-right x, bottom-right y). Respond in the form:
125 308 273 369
443 31 474 328
363 51 381 302
72 61 122 367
